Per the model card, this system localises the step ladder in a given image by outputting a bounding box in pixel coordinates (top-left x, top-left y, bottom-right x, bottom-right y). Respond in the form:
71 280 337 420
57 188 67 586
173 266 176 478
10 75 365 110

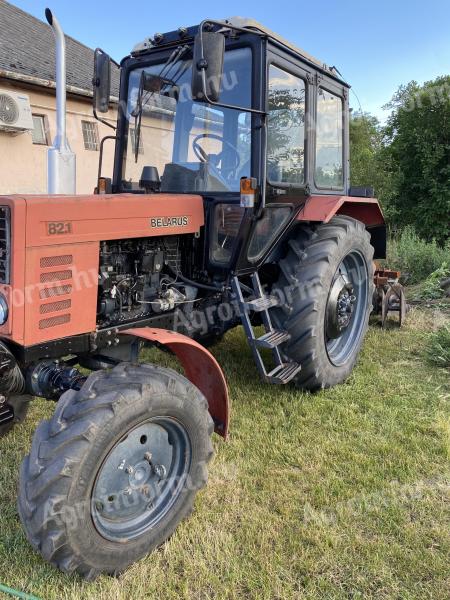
231 273 301 384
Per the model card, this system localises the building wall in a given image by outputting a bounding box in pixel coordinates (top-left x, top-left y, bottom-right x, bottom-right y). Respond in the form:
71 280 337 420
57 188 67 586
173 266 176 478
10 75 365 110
0 78 117 195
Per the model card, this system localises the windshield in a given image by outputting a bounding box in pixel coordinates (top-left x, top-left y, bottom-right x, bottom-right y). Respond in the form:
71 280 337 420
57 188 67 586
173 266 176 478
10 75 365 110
121 46 252 193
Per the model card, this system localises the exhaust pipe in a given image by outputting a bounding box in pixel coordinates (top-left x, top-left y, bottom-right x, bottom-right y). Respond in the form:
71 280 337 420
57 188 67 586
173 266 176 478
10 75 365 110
45 8 76 194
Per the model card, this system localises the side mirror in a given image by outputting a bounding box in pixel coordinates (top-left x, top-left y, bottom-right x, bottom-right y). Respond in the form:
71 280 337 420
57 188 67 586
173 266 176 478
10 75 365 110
93 48 111 114
191 31 225 103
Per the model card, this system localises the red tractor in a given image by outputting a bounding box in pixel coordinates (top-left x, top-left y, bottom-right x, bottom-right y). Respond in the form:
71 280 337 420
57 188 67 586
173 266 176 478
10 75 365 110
0 16 386 578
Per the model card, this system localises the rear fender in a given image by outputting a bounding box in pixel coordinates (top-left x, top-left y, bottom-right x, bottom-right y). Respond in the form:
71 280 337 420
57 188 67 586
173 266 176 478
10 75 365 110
296 195 385 226
120 328 229 438
296 195 386 258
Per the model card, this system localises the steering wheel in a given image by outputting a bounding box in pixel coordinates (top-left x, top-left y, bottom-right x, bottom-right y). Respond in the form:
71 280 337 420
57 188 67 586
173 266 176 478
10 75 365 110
192 133 241 180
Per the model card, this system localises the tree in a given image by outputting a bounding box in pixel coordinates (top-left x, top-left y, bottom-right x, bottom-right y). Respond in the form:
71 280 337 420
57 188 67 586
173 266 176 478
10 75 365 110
383 76 450 244
350 111 381 186
349 111 398 223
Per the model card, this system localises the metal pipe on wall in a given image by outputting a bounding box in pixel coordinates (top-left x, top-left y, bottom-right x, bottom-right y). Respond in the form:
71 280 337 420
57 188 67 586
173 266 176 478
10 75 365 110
45 8 76 194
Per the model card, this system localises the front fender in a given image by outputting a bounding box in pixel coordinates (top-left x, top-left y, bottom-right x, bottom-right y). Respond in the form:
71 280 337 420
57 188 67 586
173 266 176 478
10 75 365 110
120 328 230 438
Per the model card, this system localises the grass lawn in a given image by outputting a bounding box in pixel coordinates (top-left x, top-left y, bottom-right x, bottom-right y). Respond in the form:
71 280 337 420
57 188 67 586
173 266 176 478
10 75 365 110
0 306 448 599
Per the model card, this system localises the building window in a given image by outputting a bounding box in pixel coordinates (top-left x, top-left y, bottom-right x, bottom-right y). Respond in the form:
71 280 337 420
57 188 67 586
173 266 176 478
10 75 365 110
81 120 99 151
31 114 50 145
129 127 144 155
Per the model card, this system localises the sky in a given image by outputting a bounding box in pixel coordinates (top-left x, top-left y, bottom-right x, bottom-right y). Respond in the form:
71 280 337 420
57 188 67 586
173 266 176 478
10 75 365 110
7 0 450 121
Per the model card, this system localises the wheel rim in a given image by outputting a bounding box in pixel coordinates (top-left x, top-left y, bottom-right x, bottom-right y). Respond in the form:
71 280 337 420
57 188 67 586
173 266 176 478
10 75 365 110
325 250 369 367
91 417 191 542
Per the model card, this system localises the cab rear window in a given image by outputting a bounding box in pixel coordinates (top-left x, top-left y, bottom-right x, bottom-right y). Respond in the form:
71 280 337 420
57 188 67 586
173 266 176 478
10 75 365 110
315 88 343 188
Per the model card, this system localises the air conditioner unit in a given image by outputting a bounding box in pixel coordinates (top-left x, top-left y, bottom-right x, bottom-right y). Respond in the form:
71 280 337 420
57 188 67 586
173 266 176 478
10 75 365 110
0 90 34 133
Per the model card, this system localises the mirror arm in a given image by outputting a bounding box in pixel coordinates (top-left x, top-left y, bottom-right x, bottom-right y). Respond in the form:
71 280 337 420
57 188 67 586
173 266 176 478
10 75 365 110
93 107 116 130
197 19 267 115
97 135 118 183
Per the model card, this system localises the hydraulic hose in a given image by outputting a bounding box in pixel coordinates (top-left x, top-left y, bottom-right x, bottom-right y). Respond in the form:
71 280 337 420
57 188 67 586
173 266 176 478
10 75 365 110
168 267 226 292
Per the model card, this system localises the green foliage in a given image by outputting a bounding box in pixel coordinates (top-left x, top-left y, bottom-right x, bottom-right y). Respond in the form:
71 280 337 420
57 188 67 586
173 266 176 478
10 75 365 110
350 77 450 245
383 77 450 244
349 112 399 222
412 263 450 300
350 112 382 187
386 226 450 284
425 324 450 368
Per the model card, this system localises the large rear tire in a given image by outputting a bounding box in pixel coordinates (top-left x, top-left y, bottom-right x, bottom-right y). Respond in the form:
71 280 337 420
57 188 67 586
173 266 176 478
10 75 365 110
271 216 374 390
18 363 214 580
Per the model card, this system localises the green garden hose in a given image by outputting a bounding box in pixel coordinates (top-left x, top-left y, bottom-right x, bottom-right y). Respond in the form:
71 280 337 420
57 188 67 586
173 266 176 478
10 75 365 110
0 583 40 600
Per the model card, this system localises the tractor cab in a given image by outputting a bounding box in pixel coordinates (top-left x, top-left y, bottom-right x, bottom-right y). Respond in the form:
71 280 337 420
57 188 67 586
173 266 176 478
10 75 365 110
94 18 352 275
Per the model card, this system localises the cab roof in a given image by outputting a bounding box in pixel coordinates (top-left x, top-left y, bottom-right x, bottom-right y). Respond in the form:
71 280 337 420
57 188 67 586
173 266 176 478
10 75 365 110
225 17 340 79
132 16 347 85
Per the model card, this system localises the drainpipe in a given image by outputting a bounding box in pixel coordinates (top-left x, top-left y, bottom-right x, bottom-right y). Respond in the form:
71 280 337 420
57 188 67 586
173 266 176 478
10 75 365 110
45 8 76 194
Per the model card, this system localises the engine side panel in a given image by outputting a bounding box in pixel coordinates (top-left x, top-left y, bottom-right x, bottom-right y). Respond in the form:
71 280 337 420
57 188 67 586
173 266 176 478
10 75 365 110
0 193 204 346
24 193 204 246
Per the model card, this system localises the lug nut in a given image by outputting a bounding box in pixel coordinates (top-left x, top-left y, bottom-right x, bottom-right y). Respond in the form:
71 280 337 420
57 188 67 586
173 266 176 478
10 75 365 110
153 464 167 479
125 465 134 475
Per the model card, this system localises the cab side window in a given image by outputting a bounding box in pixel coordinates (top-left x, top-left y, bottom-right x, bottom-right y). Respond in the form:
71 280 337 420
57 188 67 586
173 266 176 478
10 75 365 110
267 65 306 185
315 88 343 188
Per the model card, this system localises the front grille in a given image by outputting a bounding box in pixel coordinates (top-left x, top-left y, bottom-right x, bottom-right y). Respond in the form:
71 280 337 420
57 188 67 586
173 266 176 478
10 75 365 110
0 206 11 284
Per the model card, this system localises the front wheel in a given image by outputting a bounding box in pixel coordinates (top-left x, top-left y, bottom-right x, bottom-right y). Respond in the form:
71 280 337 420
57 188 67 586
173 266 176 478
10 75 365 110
18 363 214 580
271 216 374 390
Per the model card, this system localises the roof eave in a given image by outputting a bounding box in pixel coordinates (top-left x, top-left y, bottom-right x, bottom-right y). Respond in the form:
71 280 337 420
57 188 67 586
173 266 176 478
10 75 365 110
0 68 119 103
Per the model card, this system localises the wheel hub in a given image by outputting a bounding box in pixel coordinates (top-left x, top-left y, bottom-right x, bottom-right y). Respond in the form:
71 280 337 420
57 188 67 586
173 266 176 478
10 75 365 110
91 418 191 542
326 273 357 339
128 460 152 487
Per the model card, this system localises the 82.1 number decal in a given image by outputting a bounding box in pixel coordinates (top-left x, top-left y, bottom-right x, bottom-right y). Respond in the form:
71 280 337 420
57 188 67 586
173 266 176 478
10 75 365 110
47 221 73 235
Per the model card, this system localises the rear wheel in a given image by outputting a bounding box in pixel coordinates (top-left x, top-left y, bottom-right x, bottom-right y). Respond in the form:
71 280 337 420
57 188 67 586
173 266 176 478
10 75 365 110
18 363 214 580
271 216 374 390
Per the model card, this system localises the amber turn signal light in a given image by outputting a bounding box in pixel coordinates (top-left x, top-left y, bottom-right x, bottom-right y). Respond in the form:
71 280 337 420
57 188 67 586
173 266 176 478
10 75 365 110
240 177 258 208
97 177 112 195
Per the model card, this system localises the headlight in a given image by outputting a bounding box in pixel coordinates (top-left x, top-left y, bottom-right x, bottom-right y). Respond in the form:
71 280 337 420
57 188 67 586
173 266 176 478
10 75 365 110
0 294 8 325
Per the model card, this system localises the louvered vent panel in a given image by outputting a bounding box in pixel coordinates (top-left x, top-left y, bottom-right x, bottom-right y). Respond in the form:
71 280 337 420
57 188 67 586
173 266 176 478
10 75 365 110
38 254 74 329
39 314 70 329
40 285 72 299
40 255 73 268
40 299 72 314
40 269 72 283
0 206 11 284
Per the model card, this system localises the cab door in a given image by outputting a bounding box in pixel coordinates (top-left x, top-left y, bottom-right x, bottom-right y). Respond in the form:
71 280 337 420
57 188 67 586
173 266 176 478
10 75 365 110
233 48 313 274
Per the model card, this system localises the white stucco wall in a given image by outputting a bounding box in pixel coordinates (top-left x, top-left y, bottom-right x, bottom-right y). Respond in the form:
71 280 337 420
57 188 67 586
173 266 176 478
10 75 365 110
0 78 117 195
